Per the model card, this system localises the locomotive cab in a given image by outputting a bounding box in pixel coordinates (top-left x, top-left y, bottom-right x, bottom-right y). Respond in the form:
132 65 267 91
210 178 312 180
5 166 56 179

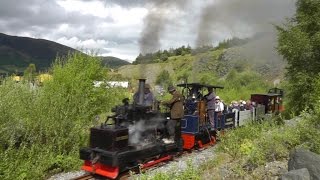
176 83 228 150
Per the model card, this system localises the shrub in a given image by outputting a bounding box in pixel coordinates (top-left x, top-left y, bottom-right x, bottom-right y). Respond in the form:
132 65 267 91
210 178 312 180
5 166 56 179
0 52 127 179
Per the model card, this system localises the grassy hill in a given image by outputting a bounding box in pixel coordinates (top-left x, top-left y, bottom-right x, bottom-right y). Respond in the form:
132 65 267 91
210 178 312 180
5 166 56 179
0 33 128 74
117 36 285 102
118 34 285 83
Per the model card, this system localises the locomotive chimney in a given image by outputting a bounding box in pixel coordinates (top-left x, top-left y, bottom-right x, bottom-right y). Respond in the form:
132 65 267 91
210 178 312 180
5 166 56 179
137 79 146 105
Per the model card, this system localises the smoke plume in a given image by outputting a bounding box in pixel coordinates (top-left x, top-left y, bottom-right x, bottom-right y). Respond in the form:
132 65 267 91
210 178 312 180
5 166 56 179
139 0 188 54
196 0 296 47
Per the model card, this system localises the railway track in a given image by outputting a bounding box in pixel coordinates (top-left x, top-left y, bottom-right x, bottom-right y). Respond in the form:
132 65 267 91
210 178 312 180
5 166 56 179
71 173 130 180
71 173 95 180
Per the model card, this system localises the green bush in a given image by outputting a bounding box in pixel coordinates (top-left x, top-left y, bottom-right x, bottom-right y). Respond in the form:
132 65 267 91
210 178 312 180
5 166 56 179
0 52 127 179
216 112 320 176
139 161 200 180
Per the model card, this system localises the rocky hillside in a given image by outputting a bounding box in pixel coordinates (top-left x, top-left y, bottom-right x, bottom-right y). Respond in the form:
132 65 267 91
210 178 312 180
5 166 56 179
220 33 286 80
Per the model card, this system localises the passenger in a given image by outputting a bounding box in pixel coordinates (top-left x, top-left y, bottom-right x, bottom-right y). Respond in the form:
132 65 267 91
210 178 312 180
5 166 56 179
245 100 252 110
251 101 257 108
221 99 228 113
204 87 215 129
133 84 154 106
214 96 224 129
233 101 240 111
240 100 246 111
161 85 184 150
215 96 224 113
229 101 234 111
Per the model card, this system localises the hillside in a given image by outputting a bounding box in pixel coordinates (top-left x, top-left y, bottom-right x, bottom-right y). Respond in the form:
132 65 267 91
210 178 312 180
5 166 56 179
118 35 285 85
100 56 130 69
0 33 78 73
220 33 286 79
0 33 128 74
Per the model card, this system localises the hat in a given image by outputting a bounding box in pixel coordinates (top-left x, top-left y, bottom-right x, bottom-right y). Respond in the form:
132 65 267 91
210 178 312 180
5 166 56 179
167 85 175 92
215 96 220 100
145 84 151 89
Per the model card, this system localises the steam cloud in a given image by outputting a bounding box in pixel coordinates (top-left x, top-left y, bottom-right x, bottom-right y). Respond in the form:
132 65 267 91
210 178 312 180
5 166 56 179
139 0 188 54
196 0 296 47
128 116 166 147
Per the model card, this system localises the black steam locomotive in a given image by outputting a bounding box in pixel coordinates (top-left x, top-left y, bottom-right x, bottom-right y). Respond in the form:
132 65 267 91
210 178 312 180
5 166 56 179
79 79 184 179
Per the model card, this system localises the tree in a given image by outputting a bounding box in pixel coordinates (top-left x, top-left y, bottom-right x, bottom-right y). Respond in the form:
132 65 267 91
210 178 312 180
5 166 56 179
160 53 168 61
155 70 172 87
277 0 320 114
24 63 36 82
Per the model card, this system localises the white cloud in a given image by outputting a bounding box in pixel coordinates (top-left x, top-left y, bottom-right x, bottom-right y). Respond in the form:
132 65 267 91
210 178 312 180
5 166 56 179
56 37 109 49
57 0 109 18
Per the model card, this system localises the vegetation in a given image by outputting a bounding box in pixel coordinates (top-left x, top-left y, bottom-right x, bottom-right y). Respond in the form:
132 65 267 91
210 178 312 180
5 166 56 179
155 70 172 88
23 64 37 82
0 52 127 179
133 37 250 65
277 0 320 114
133 45 192 64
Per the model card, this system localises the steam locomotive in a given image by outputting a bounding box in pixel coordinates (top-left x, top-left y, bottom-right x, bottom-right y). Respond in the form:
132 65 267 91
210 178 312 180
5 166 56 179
79 79 284 179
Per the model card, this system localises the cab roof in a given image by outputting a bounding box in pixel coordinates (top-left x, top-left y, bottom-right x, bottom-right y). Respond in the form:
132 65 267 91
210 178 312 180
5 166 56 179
177 83 224 89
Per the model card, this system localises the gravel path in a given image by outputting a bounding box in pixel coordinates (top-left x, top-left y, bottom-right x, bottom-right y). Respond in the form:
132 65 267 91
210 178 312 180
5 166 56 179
47 170 86 180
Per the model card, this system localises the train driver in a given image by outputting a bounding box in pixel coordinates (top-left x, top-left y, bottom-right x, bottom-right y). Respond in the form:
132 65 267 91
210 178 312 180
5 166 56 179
161 85 184 150
133 84 154 106
204 87 216 129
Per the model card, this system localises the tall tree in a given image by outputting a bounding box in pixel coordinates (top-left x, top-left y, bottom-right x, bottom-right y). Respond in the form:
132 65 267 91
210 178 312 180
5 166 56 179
277 0 320 114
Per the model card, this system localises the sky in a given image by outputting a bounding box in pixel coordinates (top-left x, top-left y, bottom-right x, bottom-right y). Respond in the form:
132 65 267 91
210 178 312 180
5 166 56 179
0 0 296 62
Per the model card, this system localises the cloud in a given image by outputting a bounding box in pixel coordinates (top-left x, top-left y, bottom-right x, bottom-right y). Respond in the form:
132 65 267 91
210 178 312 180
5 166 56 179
0 0 297 62
0 0 147 62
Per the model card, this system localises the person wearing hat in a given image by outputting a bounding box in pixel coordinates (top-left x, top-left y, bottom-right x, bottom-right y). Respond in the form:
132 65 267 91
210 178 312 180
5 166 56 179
162 85 184 148
133 83 154 106
204 87 216 129
214 96 224 129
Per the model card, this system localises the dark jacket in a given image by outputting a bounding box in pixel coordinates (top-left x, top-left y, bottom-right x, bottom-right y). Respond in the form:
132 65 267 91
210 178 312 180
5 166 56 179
163 90 184 119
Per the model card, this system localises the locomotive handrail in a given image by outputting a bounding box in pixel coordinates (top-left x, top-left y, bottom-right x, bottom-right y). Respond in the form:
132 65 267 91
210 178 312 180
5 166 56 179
181 118 188 128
